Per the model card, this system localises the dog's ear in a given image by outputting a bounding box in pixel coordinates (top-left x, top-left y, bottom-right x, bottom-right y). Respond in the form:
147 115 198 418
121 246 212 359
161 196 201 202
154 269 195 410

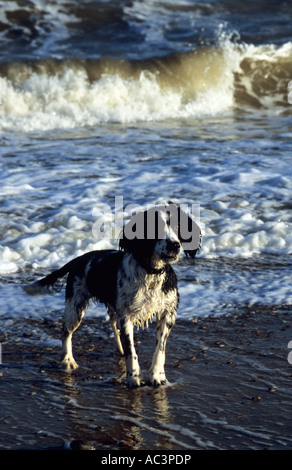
178 206 201 258
119 211 145 254
168 201 201 258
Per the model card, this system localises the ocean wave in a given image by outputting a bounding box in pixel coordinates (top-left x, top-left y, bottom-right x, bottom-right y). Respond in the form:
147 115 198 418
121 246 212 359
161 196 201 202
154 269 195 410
0 41 291 131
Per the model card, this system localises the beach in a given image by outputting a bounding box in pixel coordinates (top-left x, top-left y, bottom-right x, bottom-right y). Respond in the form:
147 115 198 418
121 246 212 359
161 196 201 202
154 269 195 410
1 304 291 451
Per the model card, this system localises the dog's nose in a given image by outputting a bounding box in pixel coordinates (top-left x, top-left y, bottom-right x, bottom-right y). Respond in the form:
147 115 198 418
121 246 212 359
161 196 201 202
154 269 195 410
167 240 181 253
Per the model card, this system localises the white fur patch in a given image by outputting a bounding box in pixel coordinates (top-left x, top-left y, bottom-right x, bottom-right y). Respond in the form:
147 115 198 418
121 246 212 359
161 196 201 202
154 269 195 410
116 253 177 329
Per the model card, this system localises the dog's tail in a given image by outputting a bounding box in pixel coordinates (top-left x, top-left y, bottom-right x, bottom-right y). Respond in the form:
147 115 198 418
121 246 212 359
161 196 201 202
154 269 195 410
23 259 74 296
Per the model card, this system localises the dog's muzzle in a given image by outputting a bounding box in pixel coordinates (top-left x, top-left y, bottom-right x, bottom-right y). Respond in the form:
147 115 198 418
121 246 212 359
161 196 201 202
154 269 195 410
165 240 181 259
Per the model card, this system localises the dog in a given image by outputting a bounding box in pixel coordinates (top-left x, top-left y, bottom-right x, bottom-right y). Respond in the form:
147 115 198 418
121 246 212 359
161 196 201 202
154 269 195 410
24 203 201 387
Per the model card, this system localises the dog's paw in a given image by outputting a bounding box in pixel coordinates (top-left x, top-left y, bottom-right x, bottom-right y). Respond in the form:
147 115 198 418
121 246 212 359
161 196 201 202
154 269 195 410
61 355 79 370
151 378 167 387
126 374 141 388
149 371 167 387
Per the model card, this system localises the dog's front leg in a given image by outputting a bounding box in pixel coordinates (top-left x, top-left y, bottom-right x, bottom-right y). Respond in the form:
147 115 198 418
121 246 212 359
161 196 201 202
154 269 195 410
149 314 175 387
119 318 141 387
108 308 124 356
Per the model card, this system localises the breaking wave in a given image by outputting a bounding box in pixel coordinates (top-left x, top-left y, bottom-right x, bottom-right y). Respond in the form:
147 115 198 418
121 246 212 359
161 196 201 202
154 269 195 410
0 40 291 132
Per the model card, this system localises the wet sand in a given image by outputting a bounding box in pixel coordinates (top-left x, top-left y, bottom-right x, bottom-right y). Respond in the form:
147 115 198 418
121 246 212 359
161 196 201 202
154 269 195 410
0 305 292 451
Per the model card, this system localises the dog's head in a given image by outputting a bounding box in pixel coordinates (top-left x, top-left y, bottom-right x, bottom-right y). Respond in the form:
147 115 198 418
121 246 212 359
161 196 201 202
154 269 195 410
119 203 201 273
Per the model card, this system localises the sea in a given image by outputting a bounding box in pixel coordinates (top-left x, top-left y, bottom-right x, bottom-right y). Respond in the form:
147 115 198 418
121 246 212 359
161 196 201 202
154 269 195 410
0 0 291 332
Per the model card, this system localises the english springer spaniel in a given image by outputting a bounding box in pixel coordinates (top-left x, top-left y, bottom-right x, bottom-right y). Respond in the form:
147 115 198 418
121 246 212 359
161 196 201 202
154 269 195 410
24 203 200 387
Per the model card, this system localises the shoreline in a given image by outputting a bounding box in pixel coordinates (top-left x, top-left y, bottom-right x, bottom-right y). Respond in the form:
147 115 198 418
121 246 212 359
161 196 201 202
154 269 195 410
0 305 292 450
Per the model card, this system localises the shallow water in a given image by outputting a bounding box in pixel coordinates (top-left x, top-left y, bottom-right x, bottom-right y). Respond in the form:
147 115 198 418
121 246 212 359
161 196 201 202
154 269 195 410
1 310 292 451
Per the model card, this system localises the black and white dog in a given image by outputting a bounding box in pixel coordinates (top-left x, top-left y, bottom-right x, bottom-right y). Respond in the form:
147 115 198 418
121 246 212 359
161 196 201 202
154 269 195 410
24 203 200 387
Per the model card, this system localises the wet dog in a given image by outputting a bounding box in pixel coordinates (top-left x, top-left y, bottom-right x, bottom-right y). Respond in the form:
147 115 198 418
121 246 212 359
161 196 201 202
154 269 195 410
24 203 200 387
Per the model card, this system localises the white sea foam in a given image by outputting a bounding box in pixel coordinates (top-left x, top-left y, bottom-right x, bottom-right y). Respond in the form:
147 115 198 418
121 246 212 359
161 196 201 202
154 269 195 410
0 40 291 132
0 68 229 132
0 166 291 277
0 116 291 280
0 165 291 321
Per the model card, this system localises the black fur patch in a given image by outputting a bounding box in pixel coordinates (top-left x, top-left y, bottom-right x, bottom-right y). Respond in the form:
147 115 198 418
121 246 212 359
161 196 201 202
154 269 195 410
162 265 178 296
86 250 124 307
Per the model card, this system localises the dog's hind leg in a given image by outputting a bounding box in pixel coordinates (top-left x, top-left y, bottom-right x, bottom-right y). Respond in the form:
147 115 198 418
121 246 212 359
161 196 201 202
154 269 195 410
61 299 86 370
61 276 89 370
119 318 141 387
149 312 175 386
61 330 78 370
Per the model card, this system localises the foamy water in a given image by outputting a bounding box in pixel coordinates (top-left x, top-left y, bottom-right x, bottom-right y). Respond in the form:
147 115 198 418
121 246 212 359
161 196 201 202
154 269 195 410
1 118 291 322
0 0 291 327
0 40 291 132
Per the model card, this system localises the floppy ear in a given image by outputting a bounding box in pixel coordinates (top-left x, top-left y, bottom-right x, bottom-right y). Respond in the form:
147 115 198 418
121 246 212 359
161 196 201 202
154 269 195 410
178 206 201 258
168 201 201 258
119 211 145 253
119 213 161 273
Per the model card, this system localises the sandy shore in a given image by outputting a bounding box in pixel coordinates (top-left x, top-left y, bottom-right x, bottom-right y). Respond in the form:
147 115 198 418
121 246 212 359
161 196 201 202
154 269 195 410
0 305 292 451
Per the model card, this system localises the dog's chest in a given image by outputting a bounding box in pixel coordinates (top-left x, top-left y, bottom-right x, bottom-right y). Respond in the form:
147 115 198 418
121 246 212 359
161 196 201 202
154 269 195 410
116 257 177 327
